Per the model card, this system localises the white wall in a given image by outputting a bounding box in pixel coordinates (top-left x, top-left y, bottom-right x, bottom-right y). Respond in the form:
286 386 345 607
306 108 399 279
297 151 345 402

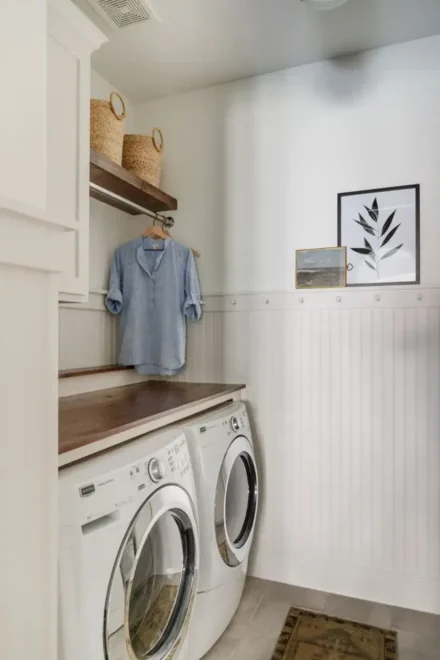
131 35 440 614
134 35 440 295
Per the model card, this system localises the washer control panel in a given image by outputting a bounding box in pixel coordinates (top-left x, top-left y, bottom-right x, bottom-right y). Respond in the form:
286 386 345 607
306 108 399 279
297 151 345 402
167 435 190 476
76 435 191 524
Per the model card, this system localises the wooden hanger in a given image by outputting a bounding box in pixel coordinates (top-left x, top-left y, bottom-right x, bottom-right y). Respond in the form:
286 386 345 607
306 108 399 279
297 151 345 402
162 228 200 258
142 220 200 257
142 223 167 240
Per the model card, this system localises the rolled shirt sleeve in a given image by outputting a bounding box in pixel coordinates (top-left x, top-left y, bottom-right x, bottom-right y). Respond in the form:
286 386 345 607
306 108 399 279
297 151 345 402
105 248 123 315
183 250 202 320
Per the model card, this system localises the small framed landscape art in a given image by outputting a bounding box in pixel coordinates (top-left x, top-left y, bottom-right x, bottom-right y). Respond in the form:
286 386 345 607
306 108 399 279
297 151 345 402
296 247 347 289
338 184 420 287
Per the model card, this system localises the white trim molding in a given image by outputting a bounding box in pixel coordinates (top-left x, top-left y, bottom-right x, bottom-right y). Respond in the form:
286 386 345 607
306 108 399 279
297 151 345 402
47 0 107 52
0 208 70 273
77 286 440 311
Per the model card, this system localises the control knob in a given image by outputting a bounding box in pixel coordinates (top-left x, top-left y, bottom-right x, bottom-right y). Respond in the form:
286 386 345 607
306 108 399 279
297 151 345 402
231 416 240 433
148 458 166 483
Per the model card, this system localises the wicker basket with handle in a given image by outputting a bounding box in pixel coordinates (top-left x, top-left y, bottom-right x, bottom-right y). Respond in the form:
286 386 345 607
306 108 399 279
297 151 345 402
122 129 164 188
90 91 126 165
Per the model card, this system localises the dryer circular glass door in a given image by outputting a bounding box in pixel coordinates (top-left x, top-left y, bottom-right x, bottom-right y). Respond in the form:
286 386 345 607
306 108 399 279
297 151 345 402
214 435 258 567
104 484 198 660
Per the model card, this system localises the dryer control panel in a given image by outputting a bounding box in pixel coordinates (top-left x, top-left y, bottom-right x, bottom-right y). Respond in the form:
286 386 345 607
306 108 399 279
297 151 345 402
229 408 248 433
194 403 250 447
220 408 249 436
75 436 191 525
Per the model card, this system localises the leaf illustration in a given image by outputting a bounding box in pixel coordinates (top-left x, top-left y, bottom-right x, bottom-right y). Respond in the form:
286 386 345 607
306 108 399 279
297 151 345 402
355 220 376 236
358 213 373 228
351 247 372 255
381 223 401 247
381 244 403 260
381 210 396 237
372 197 378 216
365 260 376 271
364 205 377 222
364 237 373 251
355 213 376 234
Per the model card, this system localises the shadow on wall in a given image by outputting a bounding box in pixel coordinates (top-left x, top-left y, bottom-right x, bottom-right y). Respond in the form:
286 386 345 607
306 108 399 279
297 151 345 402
315 52 373 101
310 0 381 101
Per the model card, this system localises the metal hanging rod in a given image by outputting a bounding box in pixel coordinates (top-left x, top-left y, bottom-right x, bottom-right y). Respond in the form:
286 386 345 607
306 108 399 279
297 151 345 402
90 182 175 229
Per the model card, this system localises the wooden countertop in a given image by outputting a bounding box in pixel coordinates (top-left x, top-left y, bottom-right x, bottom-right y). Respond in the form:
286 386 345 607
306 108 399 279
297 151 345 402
59 381 245 467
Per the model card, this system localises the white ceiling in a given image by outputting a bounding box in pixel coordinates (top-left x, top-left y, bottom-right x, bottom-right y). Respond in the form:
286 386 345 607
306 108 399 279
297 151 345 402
87 0 440 102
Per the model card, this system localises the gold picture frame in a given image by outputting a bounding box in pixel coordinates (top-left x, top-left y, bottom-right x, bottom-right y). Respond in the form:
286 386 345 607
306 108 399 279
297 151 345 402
296 246 348 290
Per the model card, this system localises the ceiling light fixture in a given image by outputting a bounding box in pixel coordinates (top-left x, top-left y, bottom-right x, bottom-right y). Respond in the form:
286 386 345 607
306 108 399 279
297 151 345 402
301 0 349 10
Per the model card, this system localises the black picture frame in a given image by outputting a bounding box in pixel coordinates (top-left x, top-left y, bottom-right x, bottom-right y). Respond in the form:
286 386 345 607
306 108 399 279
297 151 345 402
337 184 420 287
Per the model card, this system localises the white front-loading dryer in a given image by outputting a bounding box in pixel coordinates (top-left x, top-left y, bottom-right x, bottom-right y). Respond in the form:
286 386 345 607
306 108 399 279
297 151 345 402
59 428 199 660
182 402 258 660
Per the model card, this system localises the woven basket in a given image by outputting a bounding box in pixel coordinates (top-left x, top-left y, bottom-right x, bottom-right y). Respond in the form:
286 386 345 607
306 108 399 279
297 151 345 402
122 129 164 188
90 91 126 165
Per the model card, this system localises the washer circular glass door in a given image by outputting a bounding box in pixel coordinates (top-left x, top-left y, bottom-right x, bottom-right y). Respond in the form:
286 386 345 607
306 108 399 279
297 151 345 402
104 484 198 660
214 436 258 567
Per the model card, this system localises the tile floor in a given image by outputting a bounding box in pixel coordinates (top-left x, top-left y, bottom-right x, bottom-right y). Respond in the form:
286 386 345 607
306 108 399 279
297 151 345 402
202 577 440 660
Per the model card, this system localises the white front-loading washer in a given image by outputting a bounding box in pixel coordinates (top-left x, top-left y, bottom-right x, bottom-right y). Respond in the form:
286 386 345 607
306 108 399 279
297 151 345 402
182 402 258 660
59 427 199 660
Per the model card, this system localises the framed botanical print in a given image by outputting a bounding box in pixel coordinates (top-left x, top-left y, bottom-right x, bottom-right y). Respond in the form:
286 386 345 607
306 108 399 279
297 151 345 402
338 184 420 287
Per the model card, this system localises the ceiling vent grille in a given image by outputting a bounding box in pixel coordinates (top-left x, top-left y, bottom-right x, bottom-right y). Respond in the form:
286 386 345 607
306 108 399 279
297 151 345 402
90 0 152 28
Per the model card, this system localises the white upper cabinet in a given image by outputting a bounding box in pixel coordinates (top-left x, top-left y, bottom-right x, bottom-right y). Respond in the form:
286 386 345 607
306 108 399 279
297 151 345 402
47 0 106 302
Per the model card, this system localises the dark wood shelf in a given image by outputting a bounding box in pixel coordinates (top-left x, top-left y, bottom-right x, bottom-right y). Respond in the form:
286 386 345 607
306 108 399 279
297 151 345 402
59 382 245 456
59 365 133 379
90 149 178 215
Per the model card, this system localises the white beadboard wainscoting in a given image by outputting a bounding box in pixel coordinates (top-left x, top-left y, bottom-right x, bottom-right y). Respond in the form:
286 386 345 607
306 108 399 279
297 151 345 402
59 293 118 370
59 287 440 613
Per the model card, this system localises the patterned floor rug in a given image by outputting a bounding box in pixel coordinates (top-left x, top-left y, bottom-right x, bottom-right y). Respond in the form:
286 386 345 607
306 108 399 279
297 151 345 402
271 608 398 660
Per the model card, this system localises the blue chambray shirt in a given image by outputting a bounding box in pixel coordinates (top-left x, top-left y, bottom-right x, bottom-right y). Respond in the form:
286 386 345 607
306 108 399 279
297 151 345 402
105 237 202 375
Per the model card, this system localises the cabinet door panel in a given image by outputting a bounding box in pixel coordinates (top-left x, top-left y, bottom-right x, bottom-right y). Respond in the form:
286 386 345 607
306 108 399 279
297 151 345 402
48 4 105 301
47 36 79 228
48 10 94 301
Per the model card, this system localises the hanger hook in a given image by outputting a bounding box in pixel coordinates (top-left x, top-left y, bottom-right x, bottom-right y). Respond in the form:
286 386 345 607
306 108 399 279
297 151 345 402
152 214 174 230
